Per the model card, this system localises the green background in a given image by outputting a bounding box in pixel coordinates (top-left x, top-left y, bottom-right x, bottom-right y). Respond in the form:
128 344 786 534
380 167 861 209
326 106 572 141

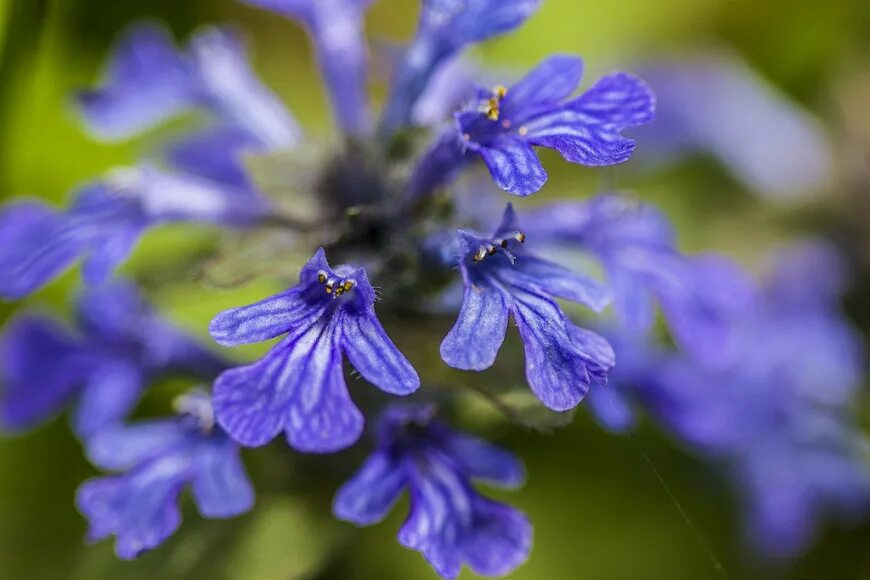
1 0 870 578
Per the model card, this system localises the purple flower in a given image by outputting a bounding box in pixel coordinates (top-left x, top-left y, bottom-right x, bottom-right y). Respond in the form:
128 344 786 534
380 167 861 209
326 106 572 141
76 391 254 559
522 194 755 366
411 56 655 197
633 51 834 201
616 241 870 557
380 0 540 135
209 248 420 453
440 204 613 411
239 0 374 135
334 404 531 579
0 282 226 437
77 24 299 151
0 168 270 299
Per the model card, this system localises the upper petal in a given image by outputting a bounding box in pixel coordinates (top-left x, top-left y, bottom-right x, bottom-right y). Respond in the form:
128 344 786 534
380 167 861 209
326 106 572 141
506 254 612 311
209 286 320 346
440 281 509 371
503 55 583 114
341 310 420 395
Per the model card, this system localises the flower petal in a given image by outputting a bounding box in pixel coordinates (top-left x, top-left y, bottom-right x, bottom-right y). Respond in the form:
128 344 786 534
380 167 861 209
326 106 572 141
510 289 591 411
191 438 255 518
0 201 89 299
507 254 611 311
74 361 145 438
76 462 187 560
440 283 509 371
473 135 547 196
209 286 318 346
503 55 583 114
85 420 189 471
341 311 420 395
74 23 194 141
0 316 91 431
212 344 297 447
188 27 301 147
165 125 258 189
462 497 532 577
333 450 407 525
446 434 525 488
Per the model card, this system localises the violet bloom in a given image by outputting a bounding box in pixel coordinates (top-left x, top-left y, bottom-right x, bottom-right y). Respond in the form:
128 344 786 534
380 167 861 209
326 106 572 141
0 282 226 437
635 241 870 556
411 56 655 197
76 391 254 559
77 24 299 154
210 248 419 453
334 404 530 579
633 51 834 201
523 194 755 366
239 0 373 135
440 204 614 411
0 168 270 299
380 0 540 135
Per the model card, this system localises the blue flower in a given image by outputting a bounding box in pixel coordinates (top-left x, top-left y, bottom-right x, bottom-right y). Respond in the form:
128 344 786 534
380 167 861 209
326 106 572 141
76 391 254 560
334 404 531 579
239 0 374 135
0 281 226 437
411 56 655 197
0 168 270 299
380 0 541 135
77 24 300 153
522 194 755 366
209 248 420 453
440 204 614 411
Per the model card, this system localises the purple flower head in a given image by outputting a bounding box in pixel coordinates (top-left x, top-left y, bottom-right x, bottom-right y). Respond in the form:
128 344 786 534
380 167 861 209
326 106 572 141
0 282 226 437
409 56 654 197
76 24 299 183
0 168 270 299
76 391 254 560
440 204 614 411
239 0 374 135
380 0 540 135
209 248 420 453
334 404 531 579
523 194 756 367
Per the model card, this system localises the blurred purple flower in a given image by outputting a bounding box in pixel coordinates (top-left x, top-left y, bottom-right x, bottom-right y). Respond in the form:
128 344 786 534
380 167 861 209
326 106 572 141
606 240 869 557
523 194 756 367
411 56 655 197
440 204 613 411
0 168 270 299
633 51 834 200
0 282 226 437
76 24 300 154
239 0 373 135
76 391 253 559
209 248 419 453
380 0 540 136
334 404 530 579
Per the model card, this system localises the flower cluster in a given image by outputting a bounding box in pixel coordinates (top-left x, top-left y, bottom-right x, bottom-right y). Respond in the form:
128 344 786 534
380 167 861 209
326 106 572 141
0 0 864 577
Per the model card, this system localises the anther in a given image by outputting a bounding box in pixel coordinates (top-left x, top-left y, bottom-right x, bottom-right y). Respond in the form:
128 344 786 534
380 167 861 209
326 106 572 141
317 271 327 284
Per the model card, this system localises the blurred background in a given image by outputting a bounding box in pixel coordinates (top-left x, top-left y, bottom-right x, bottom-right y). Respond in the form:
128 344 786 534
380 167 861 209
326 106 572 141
1 0 870 578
